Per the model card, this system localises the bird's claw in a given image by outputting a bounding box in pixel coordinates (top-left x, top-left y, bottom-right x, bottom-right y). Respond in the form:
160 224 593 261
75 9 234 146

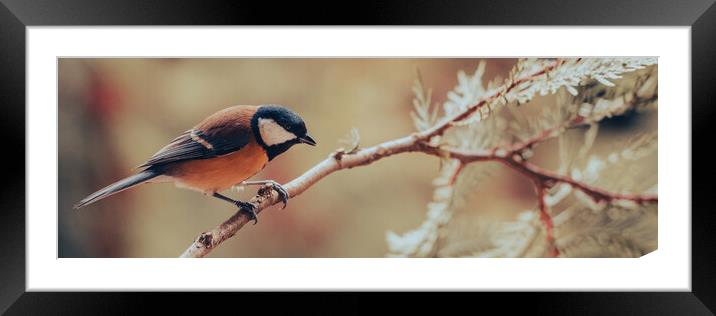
235 200 258 225
269 182 290 209
242 180 290 209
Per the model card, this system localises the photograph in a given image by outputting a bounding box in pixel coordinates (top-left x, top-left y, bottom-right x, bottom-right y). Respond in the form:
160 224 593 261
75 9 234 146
58 57 658 258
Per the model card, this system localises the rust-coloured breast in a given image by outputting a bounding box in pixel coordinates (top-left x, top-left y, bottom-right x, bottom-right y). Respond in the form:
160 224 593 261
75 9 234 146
167 140 268 193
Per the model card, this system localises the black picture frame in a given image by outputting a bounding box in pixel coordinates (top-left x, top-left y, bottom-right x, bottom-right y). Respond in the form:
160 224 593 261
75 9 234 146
1 0 714 314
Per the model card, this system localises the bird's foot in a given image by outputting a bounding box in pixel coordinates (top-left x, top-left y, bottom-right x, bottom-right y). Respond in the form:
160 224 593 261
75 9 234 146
242 180 290 209
269 182 290 209
235 200 258 225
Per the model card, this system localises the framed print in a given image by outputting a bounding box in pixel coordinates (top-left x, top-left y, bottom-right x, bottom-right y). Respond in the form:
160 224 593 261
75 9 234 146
1 0 715 314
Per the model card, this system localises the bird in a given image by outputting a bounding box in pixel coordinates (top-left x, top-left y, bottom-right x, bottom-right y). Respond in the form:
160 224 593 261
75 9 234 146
74 104 316 224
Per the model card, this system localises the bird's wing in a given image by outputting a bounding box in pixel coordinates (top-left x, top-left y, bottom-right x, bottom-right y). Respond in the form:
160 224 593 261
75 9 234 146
139 124 251 168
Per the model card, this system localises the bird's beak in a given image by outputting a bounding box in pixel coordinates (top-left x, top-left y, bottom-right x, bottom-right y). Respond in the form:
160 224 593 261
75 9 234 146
299 134 317 146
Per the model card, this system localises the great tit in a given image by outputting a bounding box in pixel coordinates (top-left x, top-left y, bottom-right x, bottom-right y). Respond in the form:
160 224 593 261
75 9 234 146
74 104 316 223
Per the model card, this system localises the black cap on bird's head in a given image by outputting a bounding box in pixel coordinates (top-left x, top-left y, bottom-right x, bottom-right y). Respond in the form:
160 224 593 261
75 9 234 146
252 104 316 160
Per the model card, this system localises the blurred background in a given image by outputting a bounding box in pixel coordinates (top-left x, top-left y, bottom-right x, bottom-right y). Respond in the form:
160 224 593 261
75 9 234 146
58 58 655 258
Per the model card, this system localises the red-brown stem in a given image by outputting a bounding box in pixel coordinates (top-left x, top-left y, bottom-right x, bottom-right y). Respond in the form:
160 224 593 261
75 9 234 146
535 182 559 257
448 161 465 185
519 161 658 204
441 147 658 206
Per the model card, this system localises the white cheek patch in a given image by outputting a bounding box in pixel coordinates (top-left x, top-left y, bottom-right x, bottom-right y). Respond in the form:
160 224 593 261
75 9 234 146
258 118 297 146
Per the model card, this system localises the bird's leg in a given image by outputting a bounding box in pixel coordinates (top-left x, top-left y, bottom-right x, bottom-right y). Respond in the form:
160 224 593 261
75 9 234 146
211 192 258 225
241 180 290 209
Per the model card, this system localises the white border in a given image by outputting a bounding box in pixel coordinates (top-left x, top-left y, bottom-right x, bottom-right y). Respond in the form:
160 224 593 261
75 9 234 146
28 27 690 291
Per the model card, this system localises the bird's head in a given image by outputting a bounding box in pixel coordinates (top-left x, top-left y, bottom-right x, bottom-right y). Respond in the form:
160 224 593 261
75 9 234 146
252 104 316 160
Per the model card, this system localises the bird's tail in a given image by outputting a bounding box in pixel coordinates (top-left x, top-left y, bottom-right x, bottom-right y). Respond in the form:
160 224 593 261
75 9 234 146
74 169 160 209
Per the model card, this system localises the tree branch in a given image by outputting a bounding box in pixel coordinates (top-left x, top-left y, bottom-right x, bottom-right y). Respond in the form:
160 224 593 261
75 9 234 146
180 130 656 258
179 60 656 258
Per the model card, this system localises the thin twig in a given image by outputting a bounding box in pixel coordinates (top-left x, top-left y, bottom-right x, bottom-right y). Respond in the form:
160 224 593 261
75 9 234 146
437 146 658 205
